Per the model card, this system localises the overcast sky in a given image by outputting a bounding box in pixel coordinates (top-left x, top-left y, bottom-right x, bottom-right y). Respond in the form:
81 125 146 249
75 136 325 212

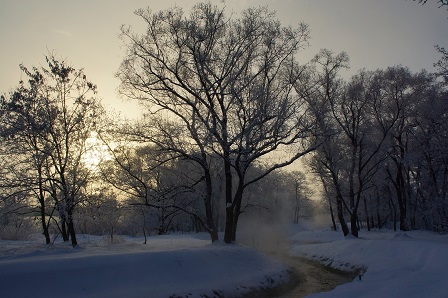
1 0 446 118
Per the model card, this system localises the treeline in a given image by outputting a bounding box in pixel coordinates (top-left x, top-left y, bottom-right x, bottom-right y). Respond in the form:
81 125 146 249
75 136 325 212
1 2 447 245
298 50 448 236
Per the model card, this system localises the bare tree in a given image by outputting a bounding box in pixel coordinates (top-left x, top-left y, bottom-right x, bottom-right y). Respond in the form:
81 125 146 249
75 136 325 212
413 0 448 9
296 51 406 237
99 130 208 236
434 45 448 84
110 114 220 242
294 49 352 236
1 76 55 243
117 2 316 243
0 55 102 246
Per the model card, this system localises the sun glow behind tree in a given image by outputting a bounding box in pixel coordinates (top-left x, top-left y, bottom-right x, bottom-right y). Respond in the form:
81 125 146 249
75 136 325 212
82 132 112 171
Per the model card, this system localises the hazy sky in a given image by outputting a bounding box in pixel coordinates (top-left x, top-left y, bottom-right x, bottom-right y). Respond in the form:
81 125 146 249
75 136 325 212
1 0 446 118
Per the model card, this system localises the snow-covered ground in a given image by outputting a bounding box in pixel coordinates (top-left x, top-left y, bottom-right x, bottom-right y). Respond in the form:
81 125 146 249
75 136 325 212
1 224 448 297
0 233 292 298
287 224 448 298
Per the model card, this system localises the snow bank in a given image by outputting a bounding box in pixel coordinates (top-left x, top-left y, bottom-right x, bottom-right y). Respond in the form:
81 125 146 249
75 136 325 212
0 234 294 298
4 227 446 297
289 228 448 298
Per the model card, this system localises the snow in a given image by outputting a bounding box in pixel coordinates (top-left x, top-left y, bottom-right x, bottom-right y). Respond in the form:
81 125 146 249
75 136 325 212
0 234 292 298
1 225 448 297
288 225 448 298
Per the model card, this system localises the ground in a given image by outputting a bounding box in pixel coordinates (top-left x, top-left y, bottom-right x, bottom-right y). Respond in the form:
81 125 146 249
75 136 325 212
0 233 293 297
1 223 448 297
287 223 448 297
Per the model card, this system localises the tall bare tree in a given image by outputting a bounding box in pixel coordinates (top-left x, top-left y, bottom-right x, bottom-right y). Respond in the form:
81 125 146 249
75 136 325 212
294 49 352 236
117 2 317 243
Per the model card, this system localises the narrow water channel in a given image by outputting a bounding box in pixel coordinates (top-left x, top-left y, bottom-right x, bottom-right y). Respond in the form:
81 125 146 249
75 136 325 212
239 240 357 297
275 256 357 297
238 229 357 297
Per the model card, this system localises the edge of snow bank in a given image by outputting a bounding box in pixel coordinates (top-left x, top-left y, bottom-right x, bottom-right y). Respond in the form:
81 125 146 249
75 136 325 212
169 266 299 298
289 229 448 298
167 241 300 298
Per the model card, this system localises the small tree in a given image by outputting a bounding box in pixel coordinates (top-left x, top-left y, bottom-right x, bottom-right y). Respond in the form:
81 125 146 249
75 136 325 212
110 115 221 242
0 55 102 246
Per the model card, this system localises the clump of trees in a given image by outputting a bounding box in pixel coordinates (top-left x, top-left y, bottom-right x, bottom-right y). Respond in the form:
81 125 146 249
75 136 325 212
1 2 447 246
299 50 448 236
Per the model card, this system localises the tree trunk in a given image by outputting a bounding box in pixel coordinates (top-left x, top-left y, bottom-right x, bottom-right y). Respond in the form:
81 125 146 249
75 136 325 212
294 182 300 224
61 218 69 241
67 221 77 247
223 149 234 244
204 170 218 242
350 211 358 237
38 168 51 244
348 143 357 210
40 204 51 245
364 197 371 231
321 177 336 230
66 206 77 247
389 197 397 231
376 193 381 229
337 195 349 236
395 166 409 231
224 206 234 243
142 227 147 244
231 182 244 242
329 200 337 231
